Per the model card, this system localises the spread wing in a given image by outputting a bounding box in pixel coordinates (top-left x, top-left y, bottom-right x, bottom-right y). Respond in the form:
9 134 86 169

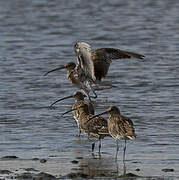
76 46 145 82
92 48 144 62
91 48 144 81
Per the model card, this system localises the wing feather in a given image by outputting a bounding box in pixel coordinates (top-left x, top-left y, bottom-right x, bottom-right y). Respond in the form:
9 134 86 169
86 115 109 135
120 115 136 139
76 44 145 82
92 48 144 61
108 115 136 140
91 48 144 81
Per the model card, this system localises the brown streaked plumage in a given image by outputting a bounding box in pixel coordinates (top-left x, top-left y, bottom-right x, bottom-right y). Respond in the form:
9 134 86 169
89 106 136 161
50 91 94 137
44 61 97 101
62 103 110 154
74 42 145 82
44 62 81 89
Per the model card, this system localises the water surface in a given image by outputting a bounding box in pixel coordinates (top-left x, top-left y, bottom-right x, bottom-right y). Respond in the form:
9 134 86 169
0 0 179 178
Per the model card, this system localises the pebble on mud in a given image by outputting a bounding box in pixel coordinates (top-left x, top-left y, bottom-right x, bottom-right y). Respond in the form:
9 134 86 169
118 173 139 178
1 156 19 159
71 160 79 164
162 168 174 172
132 161 141 164
135 168 140 171
76 157 83 159
40 159 47 163
24 168 38 172
125 173 139 177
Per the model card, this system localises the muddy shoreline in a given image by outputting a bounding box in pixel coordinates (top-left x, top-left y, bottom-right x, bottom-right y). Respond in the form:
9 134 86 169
0 156 176 180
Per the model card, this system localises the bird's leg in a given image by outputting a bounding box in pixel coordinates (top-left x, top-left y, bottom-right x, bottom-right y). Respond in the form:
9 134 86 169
89 82 98 98
123 139 127 163
92 142 95 152
82 89 92 102
75 122 81 137
98 139 101 155
115 140 119 161
77 128 81 137
88 95 92 102
115 160 119 175
91 152 95 158
91 89 97 99
89 83 98 99
123 159 126 176
98 139 102 159
123 140 127 176
85 80 98 99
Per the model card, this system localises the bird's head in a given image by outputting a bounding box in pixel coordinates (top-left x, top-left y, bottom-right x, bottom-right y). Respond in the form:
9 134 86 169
44 61 76 76
88 106 120 121
49 91 86 107
107 106 120 115
65 62 76 70
73 91 86 100
74 42 91 54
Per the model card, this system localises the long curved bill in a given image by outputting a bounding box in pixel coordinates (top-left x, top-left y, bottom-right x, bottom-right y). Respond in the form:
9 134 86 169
61 108 78 117
44 65 66 76
50 95 73 107
61 105 84 117
88 110 109 121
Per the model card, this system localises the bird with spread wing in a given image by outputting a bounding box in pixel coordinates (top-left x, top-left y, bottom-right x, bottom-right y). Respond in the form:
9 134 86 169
74 42 144 83
44 42 144 100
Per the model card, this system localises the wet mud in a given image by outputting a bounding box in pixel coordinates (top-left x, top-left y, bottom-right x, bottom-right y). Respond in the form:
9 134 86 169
0 155 176 180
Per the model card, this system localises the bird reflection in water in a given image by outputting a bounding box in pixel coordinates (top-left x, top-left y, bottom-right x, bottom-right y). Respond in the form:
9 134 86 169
71 155 128 178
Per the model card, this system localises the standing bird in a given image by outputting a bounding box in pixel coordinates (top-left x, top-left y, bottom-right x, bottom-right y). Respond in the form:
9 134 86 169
74 42 145 83
44 62 97 101
62 103 110 154
50 91 94 137
89 106 136 161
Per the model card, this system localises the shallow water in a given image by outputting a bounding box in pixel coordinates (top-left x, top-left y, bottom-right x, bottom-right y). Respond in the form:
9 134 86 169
0 0 179 178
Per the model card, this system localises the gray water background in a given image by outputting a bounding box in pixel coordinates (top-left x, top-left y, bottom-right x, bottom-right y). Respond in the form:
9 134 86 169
0 0 179 178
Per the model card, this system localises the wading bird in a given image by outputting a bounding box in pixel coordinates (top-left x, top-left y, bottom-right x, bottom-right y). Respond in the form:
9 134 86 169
44 62 97 101
89 106 136 161
50 91 94 136
45 42 144 99
74 42 145 83
62 103 110 154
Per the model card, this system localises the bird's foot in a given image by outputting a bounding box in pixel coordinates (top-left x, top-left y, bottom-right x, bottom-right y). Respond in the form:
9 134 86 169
75 133 81 137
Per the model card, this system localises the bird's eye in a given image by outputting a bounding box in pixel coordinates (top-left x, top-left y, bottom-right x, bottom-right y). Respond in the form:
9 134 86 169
74 43 78 48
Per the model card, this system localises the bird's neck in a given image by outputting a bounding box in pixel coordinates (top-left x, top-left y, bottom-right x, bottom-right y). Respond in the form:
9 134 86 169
75 99 84 103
